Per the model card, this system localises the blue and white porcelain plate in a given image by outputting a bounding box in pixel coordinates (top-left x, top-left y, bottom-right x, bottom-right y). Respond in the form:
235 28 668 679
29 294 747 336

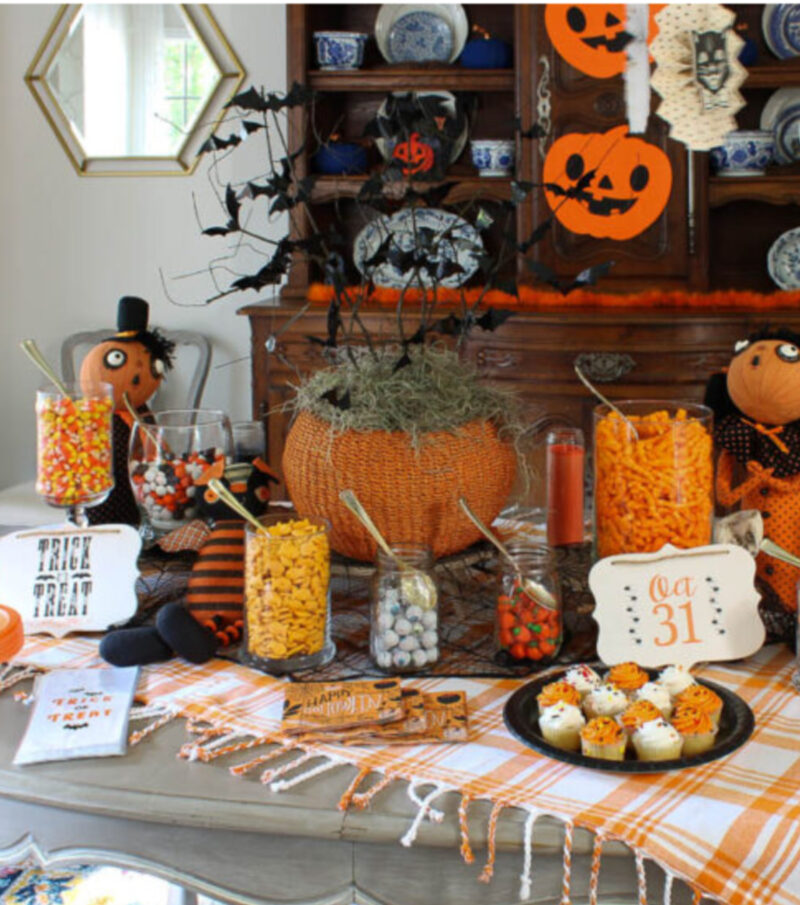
760 88 800 165
353 208 483 289
375 4 468 64
762 5 800 59
768 227 800 290
387 11 453 62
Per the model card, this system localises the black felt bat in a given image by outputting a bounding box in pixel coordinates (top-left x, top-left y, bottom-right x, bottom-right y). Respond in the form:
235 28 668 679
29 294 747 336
528 259 614 295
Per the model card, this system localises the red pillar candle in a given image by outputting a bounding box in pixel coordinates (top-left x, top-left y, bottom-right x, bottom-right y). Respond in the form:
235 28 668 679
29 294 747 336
546 428 585 546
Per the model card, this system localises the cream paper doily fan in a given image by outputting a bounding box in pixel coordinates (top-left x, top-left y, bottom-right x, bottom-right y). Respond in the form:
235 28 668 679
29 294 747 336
651 4 746 151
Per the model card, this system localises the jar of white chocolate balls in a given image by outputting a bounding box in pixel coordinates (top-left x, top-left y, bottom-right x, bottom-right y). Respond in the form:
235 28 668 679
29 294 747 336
370 544 439 673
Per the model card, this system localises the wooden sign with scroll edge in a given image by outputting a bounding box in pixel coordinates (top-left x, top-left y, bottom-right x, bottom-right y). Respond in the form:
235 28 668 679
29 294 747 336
588 543 765 668
0 523 141 639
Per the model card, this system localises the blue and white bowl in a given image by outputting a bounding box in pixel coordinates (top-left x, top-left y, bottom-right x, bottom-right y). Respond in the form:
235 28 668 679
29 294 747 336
470 139 515 177
313 32 368 71
709 130 775 177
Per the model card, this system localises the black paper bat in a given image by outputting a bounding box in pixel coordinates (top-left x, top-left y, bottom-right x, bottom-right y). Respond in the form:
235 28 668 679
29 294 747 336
528 259 615 295
476 309 515 332
320 387 351 410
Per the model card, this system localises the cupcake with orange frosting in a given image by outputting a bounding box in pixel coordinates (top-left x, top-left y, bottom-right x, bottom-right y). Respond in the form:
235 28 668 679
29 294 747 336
618 699 662 749
538 701 586 752
632 718 683 762
563 664 602 701
633 681 673 719
583 683 628 720
606 662 649 696
671 704 718 756
537 681 581 711
675 684 723 726
580 716 626 761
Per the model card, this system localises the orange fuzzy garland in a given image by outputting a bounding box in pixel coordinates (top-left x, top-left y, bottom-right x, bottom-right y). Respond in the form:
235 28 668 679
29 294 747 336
307 282 800 310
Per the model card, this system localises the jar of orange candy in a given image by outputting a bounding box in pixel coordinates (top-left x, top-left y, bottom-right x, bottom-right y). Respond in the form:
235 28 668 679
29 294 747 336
496 544 562 664
593 402 713 559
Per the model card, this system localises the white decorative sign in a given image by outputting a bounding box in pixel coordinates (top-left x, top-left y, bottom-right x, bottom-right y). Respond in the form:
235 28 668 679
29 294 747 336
0 523 141 637
589 544 764 668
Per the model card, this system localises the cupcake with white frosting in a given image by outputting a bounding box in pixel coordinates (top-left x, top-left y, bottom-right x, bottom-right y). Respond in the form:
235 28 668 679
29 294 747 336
583 683 628 720
633 681 673 719
563 664 602 701
657 664 697 699
538 701 585 752
632 718 683 762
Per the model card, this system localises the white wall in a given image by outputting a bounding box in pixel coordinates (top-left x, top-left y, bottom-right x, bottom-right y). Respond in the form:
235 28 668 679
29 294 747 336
0 3 287 488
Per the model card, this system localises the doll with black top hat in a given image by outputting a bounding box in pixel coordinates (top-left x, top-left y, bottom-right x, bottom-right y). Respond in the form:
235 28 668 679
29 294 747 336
705 327 800 643
79 297 175 526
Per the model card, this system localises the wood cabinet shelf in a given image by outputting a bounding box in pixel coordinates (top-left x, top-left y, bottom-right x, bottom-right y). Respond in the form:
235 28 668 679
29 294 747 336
709 173 800 207
310 174 512 204
744 62 800 88
307 67 515 92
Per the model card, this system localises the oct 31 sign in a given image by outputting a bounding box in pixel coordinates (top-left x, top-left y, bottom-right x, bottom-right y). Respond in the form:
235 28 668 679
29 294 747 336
0 524 141 637
589 543 765 668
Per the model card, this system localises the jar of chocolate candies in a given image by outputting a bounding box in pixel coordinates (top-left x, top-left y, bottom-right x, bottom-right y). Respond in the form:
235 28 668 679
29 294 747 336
370 544 438 673
496 543 562 664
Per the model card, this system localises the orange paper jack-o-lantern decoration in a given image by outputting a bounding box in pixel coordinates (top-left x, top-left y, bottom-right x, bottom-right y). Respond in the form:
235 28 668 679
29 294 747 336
542 125 672 241
392 132 436 175
544 4 665 80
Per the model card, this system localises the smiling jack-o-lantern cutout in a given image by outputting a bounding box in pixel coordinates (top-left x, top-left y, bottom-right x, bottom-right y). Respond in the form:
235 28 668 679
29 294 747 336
543 125 672 241
392 132 436 176
545 4 665 79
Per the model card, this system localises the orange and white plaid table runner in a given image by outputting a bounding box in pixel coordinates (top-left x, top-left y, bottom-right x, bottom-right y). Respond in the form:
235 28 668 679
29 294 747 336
4 638 799 905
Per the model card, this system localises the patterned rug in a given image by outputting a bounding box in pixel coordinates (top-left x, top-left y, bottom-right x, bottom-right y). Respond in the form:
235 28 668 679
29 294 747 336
0 865 184 905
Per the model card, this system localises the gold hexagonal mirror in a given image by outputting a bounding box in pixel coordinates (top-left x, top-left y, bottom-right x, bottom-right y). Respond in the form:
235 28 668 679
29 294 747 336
26 4 244 175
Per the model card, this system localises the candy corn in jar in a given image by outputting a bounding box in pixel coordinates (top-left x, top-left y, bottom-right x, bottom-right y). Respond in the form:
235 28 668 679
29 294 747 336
593 402 713 559
35 382 114 509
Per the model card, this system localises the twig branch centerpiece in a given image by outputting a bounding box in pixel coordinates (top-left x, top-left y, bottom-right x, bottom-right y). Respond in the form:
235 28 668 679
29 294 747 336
183 84 610 561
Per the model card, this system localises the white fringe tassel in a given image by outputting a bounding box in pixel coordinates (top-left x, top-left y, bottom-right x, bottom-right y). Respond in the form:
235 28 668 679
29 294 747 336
518 807 539 901
663 870 674 905
400 783 447 848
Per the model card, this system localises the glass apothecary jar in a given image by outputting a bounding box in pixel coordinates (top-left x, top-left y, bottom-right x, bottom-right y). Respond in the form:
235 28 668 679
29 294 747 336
496 544 562 664
370 544 439 673
242 514 335 675
593 401 714 559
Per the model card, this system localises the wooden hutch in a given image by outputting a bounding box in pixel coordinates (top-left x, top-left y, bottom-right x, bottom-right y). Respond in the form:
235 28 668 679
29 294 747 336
240 4 800 494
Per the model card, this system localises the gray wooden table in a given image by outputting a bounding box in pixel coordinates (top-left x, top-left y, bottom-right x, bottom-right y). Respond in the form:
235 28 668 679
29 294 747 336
0 684 702 905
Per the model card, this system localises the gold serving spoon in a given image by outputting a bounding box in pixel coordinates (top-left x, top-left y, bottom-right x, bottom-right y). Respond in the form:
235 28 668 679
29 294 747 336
208 478 271 536
458 497 558 611
339 489 437 611
20 339 69 396
574 362 639 439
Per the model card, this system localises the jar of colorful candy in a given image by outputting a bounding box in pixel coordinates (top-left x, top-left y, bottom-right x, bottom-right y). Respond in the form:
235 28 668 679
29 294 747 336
35 382 114 524
593 402 713 559
370 544 439 673
128 409 232 539
242 514 335 674
496 544 562 664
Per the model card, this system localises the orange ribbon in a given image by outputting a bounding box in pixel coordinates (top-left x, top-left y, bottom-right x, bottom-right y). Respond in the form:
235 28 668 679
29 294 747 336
741 418 790 454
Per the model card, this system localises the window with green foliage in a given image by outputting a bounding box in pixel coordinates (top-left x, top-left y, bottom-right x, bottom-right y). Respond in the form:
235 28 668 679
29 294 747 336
162 35 218 143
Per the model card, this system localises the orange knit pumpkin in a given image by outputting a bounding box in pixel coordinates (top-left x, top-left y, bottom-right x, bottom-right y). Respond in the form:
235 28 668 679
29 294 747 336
282 412 517 561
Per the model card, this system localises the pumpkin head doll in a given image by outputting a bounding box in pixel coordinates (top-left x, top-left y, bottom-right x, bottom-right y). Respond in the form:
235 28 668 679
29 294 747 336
79 297 175 525
705 328 800 643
